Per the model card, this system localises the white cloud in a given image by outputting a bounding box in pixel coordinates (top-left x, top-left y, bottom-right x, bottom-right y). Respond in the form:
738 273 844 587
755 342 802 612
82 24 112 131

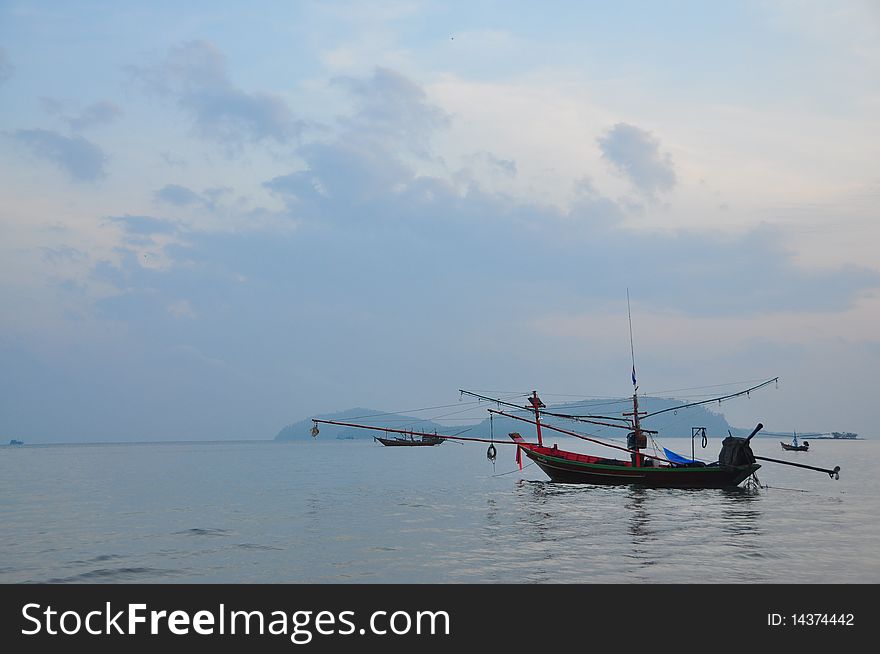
10 129 107 182
597 123 676 198
167 299 196 319
129 41 301 148
0 46 14 84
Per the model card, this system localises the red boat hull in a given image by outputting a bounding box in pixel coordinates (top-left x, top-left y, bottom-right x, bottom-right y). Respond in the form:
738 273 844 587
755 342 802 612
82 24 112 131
521 444 759 488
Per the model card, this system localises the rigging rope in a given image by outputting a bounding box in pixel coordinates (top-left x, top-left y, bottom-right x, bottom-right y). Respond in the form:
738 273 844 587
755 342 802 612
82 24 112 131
492 461 535 477
642 377 778 419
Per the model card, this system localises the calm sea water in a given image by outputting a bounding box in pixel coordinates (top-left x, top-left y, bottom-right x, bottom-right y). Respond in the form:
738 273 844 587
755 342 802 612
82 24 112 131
1 437 877 583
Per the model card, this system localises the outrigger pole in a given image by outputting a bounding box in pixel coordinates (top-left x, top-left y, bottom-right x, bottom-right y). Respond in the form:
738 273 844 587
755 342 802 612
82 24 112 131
753 455 841 479
310 418 523 446
311 415 678 465
741 416 841 479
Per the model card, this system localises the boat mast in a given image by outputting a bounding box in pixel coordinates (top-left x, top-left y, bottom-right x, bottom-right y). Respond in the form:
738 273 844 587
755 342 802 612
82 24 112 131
529 390 545 447
623 289 646 467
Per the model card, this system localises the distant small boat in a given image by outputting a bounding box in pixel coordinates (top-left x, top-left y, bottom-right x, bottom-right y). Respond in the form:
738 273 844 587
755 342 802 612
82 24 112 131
374 433 444 447
310 421 445 447
8 439 24 446
781 432 808 452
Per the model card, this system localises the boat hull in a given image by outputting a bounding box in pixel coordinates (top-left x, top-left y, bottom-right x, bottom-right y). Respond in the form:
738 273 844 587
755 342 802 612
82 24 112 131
780 442 808 451
375 436 444 447
523 447 759 489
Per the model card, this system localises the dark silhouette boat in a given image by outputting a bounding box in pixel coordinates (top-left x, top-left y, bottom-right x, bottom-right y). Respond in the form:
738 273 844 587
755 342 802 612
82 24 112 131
8 439 24 446
310 421 445 447
507 426 761 488
374 433 444 447
781 432 809 451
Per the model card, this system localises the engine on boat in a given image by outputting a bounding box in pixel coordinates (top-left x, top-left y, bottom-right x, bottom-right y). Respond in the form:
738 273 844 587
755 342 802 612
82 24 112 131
718 436 756 467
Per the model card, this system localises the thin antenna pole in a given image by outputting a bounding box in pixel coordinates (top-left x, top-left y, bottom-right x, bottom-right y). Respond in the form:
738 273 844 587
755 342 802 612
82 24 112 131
627 288 636 390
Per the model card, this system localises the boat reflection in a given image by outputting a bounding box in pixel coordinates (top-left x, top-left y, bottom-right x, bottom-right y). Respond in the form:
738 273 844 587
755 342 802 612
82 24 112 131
504 478 766 581
624 486 654 544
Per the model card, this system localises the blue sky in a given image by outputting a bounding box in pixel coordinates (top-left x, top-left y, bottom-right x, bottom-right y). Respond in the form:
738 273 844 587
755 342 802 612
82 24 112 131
1 1 878 442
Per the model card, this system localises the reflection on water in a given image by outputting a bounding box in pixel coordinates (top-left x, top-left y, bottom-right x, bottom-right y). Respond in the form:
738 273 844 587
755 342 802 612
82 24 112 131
718 487 764 560
0 440 877 583
501 480 769 580
512 480 558 582
624 487 656 569
719 487 762 527
624 487 652 542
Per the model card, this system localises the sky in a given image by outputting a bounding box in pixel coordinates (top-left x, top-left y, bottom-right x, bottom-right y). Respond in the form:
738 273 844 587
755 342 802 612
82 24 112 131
1 1 878 442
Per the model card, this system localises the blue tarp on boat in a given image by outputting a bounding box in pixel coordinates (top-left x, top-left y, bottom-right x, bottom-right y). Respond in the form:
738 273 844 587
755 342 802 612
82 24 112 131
663 447 698 465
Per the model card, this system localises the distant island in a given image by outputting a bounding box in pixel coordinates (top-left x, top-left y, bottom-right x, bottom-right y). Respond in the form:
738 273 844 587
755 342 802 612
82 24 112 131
813 432 861 440
755 430 861 440
274 398 861 442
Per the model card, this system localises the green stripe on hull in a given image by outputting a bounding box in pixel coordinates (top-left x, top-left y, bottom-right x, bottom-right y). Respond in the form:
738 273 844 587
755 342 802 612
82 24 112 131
534 452 738 473
526 450 761 488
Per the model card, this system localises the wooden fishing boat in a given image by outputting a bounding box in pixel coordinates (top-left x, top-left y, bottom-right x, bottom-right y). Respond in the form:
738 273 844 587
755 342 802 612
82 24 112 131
508 433 759 488
464 387 766 489
374 433 444 447
311 387 839 487
310 296 840 486
781 432 809 451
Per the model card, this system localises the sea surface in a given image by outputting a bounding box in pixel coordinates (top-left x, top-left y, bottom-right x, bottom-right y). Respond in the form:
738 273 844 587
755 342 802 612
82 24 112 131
1 437 877 583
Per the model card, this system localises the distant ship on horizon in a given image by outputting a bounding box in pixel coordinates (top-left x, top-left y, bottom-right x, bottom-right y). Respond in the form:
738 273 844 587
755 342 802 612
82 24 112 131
799 432 861 440
751 430 861 440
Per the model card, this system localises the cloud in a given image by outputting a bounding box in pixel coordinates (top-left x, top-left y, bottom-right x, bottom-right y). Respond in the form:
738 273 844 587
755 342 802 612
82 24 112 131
264 67 454 212
153 183 232 211
598 123 676 198
266 140 412 210
167 299 196 319
40 245 86 265
154 184 203 207
39 97 66 116
107 214 180 236
160 151 186 167
40 98 124 131
465 152 517 177
38 66 877 443
129 41 299 147
253 69 877 317
332 67 451 157
254 67 878 317
0 47 12 85
68 101 124 131
11 129 106 181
